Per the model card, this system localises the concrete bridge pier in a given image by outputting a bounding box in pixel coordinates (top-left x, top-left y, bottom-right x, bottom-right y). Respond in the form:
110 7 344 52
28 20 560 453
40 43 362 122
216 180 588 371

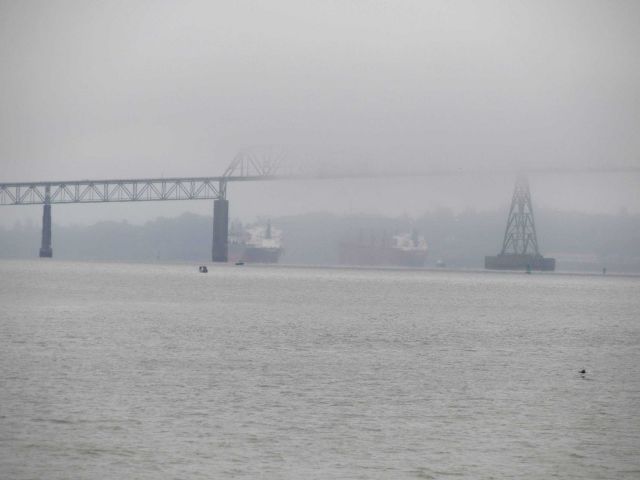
39 202 52 258
212 195 229 263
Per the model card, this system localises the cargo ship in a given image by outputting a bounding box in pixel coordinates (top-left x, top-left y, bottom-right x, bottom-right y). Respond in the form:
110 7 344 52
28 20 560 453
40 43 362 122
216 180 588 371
228 220 283 264
339 229 428 267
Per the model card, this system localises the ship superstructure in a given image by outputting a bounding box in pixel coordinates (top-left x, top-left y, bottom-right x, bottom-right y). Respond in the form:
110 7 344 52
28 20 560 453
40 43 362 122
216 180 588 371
229 220 283 263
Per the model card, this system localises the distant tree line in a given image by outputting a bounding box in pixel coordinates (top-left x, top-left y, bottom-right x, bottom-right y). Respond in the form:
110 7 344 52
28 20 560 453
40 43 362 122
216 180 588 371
1 209 639 273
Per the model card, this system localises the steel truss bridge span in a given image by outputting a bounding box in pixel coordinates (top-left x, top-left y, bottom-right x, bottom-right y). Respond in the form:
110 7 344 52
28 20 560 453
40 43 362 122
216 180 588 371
3 166 639 207
0 176 280 206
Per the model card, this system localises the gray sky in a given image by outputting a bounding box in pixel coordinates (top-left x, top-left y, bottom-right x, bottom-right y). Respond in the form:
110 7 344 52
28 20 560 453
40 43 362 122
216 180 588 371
1 0 639 226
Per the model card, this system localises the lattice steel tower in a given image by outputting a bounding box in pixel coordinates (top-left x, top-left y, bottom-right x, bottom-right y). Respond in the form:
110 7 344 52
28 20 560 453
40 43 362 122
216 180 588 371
500 175 539 256
485 175 555 271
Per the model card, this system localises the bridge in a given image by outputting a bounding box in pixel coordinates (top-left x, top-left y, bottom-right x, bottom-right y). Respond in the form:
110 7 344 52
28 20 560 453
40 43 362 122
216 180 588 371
1 149 638 261
0 149 293 260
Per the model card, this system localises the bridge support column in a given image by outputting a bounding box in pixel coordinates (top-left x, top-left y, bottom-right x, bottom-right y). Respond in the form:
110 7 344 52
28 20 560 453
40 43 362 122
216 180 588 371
212 198 229 262
39 203 52 258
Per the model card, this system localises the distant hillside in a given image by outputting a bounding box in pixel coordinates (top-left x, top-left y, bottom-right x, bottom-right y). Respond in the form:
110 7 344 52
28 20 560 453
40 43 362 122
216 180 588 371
1 210 639 273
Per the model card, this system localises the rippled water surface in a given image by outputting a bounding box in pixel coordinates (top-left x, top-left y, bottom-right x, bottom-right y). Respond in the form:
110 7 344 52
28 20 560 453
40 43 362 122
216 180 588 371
1 260 639 479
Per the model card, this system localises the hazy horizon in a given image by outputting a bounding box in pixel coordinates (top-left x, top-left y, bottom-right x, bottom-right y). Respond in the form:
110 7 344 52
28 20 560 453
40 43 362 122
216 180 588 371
3 207 640 274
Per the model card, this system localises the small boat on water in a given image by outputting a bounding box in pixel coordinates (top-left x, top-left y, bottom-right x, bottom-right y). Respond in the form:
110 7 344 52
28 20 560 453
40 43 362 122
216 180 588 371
235 261 245 266
198 265 208 273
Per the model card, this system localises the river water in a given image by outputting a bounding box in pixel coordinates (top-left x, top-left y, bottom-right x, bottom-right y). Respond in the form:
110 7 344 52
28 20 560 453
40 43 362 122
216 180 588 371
0 260 639 479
